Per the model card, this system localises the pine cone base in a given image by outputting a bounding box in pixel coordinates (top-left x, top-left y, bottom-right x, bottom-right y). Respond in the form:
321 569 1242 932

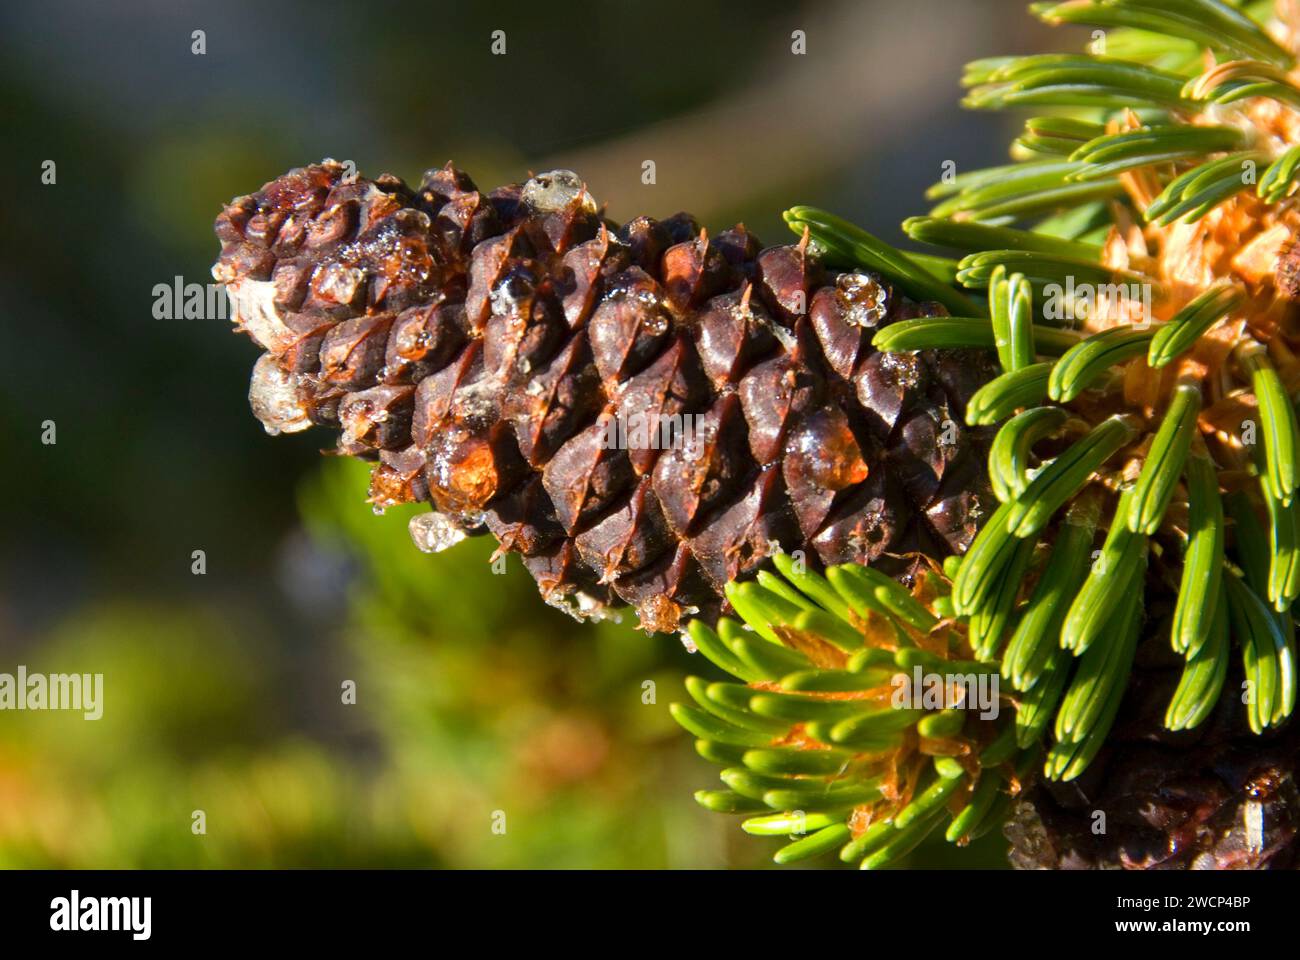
1007 656 1300 869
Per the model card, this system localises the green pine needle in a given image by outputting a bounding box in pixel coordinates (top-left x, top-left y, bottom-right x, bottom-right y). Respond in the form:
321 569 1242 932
1050 585 1142 784
967 364 1054 427
1145 152 1266 225
1184 60 1300 110
1240 346 1300 506
1224 571 1297 733
872 317 1080 354
1003 495 1099 691
988 265 1036 372
1147 283 1244 367
959 250 1139 294
1127 382 1201 534
1060 486 1148 654
965 54 1191 111
1048 325 1156 402
1032 0 1293 68
1004 415 1140 538
1171 454 1225 657
903 215 1102 260
1259 145 1300 202
988 406 1070 502
930 160 1126 222
1165 597 1230 731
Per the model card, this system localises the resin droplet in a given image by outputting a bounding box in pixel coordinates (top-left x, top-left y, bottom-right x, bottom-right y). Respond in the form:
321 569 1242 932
837 273 890 328
248 354 311 435
522 169 597 215
408 511 469 554
544 589 621 623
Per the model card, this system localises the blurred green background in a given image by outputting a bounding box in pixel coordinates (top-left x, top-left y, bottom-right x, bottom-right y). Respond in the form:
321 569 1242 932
0 0 1061 868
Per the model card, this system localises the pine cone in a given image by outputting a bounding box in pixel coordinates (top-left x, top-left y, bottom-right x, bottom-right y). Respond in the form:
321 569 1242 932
213 161 997 631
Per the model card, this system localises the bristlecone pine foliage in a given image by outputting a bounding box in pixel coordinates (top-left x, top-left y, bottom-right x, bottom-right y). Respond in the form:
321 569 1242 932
774 0 1300 869
211 0 1300 871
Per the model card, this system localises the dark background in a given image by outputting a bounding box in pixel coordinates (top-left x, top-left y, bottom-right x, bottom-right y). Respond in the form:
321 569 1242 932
0 0 1064 867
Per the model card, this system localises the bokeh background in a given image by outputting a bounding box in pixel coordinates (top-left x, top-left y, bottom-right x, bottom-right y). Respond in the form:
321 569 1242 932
0 0 1071 868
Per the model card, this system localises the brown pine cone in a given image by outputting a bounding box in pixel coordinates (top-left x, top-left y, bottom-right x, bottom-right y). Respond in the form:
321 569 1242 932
213 161 997 632
1006 610 1300 869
